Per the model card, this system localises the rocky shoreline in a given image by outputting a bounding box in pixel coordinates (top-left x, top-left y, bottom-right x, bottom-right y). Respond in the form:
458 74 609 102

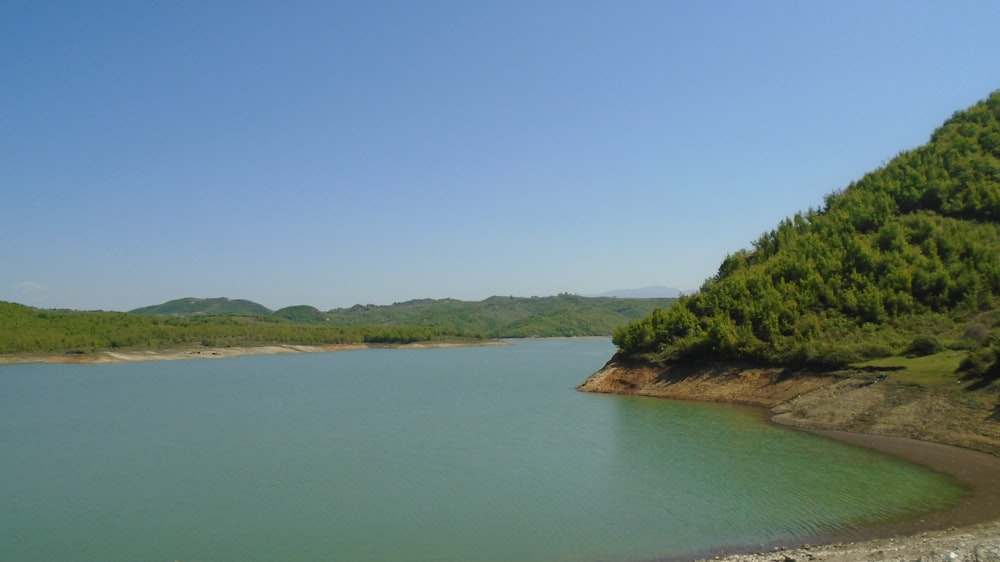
691 520 1000 562
578 359 1000 562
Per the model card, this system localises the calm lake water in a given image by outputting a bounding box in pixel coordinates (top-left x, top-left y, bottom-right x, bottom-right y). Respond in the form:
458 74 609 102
0 339 961 561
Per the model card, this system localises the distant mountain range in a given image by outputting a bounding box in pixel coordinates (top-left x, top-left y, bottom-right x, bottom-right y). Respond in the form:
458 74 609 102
128 294 678 338
593 286 685 298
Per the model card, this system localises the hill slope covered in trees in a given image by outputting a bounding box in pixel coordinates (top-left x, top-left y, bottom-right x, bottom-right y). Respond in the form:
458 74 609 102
613 91 1000 384
130 297 274 317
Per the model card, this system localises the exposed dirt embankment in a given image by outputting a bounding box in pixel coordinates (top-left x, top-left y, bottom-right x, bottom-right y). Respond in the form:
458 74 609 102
577 358 1000 456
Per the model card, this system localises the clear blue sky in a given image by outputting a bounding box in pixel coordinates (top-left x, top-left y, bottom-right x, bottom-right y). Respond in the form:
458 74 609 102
3 1 999 311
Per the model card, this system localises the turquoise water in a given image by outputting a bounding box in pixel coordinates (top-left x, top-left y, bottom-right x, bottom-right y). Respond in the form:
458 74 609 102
0 339 961 561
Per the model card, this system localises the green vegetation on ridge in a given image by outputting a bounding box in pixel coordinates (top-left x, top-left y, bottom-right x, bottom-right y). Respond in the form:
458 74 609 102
130 297 273 317
614 91 1000 385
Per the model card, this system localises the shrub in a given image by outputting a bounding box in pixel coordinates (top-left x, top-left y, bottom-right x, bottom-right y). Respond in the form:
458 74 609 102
959 352 991 378
905 335 942 357
962 323 991 345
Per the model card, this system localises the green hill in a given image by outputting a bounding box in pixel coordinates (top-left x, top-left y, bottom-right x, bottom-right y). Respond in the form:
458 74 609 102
273 305 328 324
613 91 1000 385
130 297 273 317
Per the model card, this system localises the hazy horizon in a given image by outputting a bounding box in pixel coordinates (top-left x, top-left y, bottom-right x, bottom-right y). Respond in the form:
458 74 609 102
4 1 999 311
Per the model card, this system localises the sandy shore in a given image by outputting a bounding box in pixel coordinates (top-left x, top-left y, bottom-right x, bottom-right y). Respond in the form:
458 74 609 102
0 344 367 365
0 340 506 366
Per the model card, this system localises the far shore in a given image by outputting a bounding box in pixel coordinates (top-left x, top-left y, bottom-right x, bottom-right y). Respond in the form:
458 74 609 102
0 340 508 366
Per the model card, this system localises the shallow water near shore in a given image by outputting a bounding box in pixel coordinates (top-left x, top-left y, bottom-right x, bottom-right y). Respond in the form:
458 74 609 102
0 339 963 561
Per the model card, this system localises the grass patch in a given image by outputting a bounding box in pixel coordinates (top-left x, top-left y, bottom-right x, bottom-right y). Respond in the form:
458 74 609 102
852 351 968 387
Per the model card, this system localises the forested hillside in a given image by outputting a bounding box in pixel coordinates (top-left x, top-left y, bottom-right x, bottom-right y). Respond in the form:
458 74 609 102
614 91 1000 383
130 297 273 316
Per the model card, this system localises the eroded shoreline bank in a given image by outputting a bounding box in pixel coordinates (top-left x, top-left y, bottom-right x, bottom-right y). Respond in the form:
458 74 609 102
578 359 1000 561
